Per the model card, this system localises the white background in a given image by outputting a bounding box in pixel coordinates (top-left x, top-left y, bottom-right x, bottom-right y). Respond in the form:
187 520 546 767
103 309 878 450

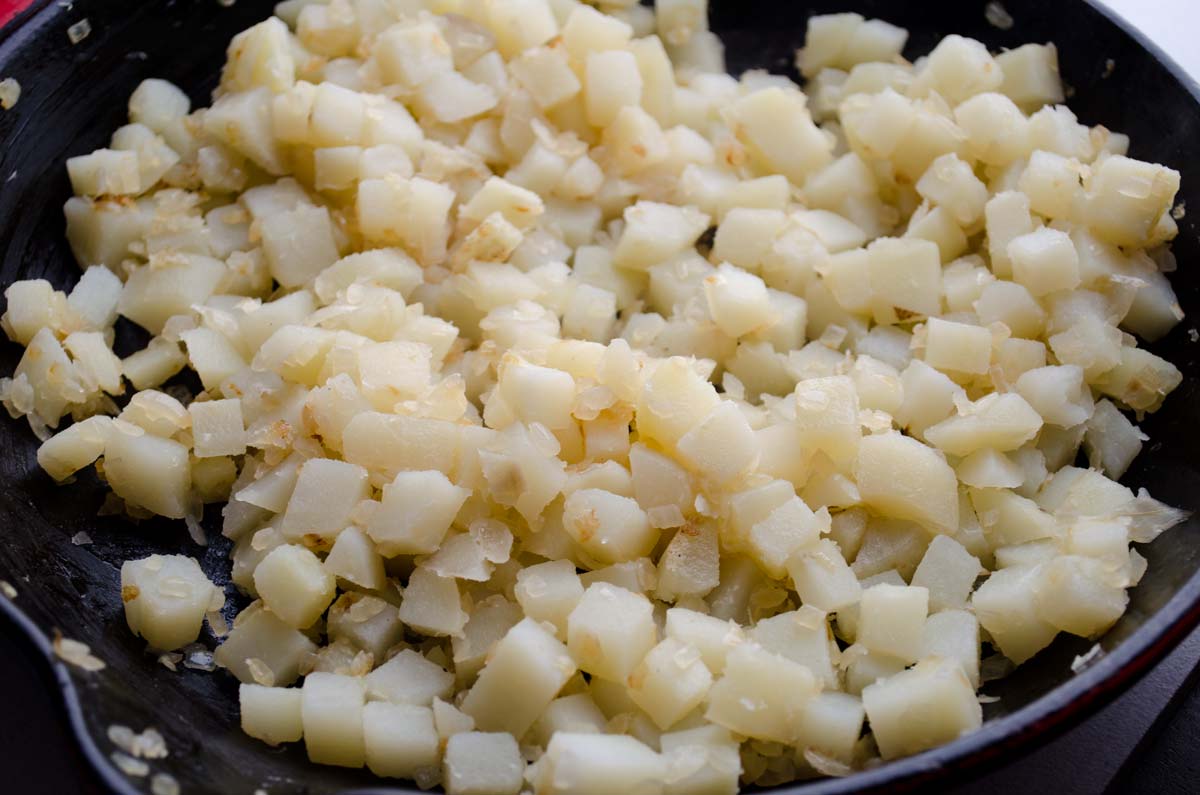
1099 0 1200 77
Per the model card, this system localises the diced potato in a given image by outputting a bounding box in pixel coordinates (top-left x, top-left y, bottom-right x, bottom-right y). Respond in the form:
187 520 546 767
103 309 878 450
366 648 454 706
613 201 710 271
925 393 1043 457
664 607 745 675
535 732 666 795
910 535 982 612
281 458 369 543
862 657 982 759
397 567 467 637
787 538 862 612
444 732 525 795
996 43 1065 109
240 684 304 746
923 317 992 376
855 432 958 534
363 702 439 779
37 415 113 481
857 583 929 663
724 87 833 184
104 421 192 518
253 544 337 629
705 642 819 743
627 637 713 729
675 402 760 487
972 563 1059 663
1007 227 1081 297
703 263 771 337
302 672 366 768
459 617 577 736
214 601 317 685
1034 555 1128 637
121 554 223 651
366 470 469 556
568 583 657 683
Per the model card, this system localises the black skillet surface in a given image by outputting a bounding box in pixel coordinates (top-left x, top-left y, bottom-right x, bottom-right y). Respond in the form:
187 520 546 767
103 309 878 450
1 1 1199 793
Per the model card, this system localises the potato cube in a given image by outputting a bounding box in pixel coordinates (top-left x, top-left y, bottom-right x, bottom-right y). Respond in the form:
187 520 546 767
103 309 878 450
1014 365 1093 428
911 34 1001 104
659 725 740 795
461 618 577 736
657 520 720 600
365 648 454 706
855 432 958 534
1019 150 1084 220
613 201 710 271
397 567 466 637
862 657 982 759
121 554 222 651
910 535 982 612
724 87 833 184
996 43 1065 109
954 92 1030 166
746 496 823 578
362 702 439 779
302 672 365 767
37 415 112 481
240 684 303 747
970 487 1059 546
787 538 862 612
214 602 317 685
366 470 468 556
104 423 192 518
971 563 1059 663
119 254 226 335
324 527 387 591
866 237 942 321
280 458 369 543
924 392 1043 456
916 153 988 225
706 643 819 742
515 559 584 635
793 375 861 468
664 607 745 675
560 487 655 565
675 402 759 487
585 50 642 127
974 280 1046 340
627 637 713 729
535 732 665 795
188 399 245 458
923 317 992 375
857 583 929 663
1007 227 1081 297
1084 155 1180 247
444 732 524 795
567 583 657 683
749 607 836 688
920 610 981 687
985 191 1035 278
1034 555 1128 637
417 71 498 124
67 149 141 196
253 544 336 629
703 262 771 338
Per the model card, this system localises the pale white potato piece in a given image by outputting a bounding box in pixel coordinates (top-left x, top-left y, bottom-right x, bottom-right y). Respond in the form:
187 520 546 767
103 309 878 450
461 618 577 736
445 732 525 795
366 470 469 556
862 657 982 760
855 432 958 534
121 554 223 651
363 702 439 779
705 642 820 743
253 544 337 629
534 732 666 795
240 684 303 746
302 672 366 768
567 583 657 683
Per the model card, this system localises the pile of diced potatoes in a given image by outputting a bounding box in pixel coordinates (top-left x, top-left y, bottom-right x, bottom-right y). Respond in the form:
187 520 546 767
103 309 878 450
1 0 1191 791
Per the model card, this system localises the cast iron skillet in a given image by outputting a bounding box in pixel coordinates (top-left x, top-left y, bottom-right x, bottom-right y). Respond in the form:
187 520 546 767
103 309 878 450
0 0 1198 793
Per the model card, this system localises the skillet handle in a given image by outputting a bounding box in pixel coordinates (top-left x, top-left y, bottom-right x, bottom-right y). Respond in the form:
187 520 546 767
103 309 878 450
0 0 36 31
